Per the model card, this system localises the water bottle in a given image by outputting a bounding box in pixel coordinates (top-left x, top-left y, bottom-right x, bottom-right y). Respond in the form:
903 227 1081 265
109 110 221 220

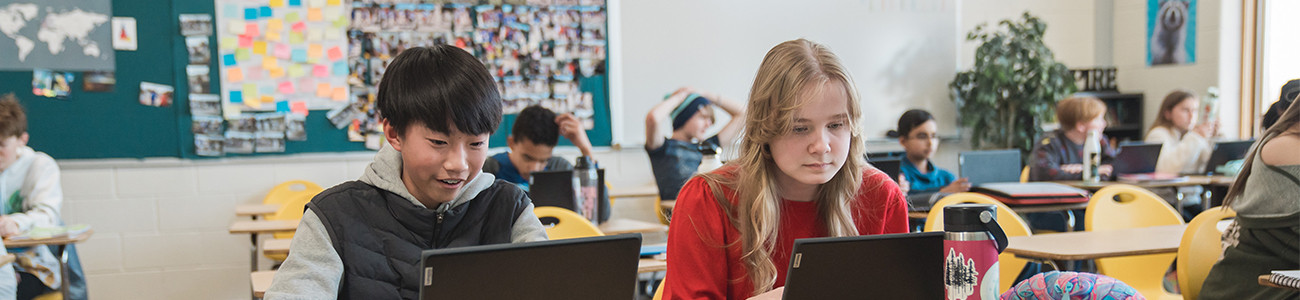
697 140 722 174
943 204 1009 300
1082 131 1101 182
572 156 599 223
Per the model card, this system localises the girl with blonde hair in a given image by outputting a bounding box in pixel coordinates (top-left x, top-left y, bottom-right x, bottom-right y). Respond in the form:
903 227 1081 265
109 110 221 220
663 39 909 299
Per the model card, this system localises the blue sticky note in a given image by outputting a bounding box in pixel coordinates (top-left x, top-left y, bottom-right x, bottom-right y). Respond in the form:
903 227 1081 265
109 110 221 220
244 8 258 20
222 4 240 18
260 86 276 95
332 61 348 76
222 54 237 66
291 49 307 63
229 91 243 103
276 101 290 113
259 6 273 18
288 0 301 7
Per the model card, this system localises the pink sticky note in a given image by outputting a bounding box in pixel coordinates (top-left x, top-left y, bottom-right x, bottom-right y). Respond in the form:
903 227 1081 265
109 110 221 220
290 101 308 116
291 22 306 32
312 64 328 77
278 81 294 94
245 23 260 37
245 65 264 80
238 35 253 48
274 44 292 59
316 83 330 98
327 46 343 61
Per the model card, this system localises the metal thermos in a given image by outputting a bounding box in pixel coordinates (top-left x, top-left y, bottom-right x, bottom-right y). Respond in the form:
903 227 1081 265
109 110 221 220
943 204 1009 300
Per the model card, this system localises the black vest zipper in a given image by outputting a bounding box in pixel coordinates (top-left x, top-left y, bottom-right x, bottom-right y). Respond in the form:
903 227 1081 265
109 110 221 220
432 211 445 247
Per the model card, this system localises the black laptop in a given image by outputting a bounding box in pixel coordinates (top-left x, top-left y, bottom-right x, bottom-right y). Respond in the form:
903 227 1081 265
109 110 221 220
959 149 1022 186
418 234 642 300
1202 140 1255 175
870 156 903 182
782 232 944 299
1113 143 1163 175
529 169 610 223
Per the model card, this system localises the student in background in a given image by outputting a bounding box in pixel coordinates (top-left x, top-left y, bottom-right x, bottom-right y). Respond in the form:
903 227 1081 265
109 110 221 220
1199 93 1300 300
266 46 548 299
1029 96 1117 181
482 105 608 222
0 94 84 300
1027 96 1116 232
1147 89 1217 174
644 87 746 200
888 109 969 196
664 39 909 300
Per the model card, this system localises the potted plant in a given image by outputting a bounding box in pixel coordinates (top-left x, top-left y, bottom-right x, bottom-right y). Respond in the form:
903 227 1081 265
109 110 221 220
950 12 1077 155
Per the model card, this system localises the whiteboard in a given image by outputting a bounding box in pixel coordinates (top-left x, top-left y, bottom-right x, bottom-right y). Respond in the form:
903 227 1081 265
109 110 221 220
613 0 959 145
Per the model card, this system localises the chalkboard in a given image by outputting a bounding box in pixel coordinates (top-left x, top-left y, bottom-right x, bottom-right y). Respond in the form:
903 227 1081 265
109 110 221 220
0 0 610 159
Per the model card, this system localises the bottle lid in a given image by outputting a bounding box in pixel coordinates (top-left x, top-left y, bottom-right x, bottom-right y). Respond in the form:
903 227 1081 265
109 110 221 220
697 140 720 155
943 204 996 232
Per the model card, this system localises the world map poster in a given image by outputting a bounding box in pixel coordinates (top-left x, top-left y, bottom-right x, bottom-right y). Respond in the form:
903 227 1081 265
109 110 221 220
0 0 114 71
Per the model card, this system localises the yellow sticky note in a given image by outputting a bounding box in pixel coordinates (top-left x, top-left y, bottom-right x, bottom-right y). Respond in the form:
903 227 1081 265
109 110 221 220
285 12 300 23
316 83 330 98
268 67 285 78
327 0 341 5
225 67 244 82
223 104 241 119
331 87 347 101
234 48 251 61
289 32 304 44
308 44 322 59
220 37 237 50
269 0 285 7
268 19 284 32
289 65 306 78
324 29 341 40
266 30 281 42
253 41 267 55
309 0 326 7
245 95 265 109
323 7 341 19
262 57 278 70
228 20 246 35
306 29 323 41
307 8 322 21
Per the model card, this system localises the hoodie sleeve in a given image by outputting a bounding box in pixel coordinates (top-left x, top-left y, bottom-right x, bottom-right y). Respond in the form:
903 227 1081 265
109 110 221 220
264 208 343 299
511 202 549 243
11 152 63 231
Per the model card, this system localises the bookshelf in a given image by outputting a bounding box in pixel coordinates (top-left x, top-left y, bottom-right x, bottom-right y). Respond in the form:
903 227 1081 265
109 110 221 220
1077 91 1145 144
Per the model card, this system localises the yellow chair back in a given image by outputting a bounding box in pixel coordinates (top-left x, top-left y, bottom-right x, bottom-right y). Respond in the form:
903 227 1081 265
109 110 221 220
653 278 665 300
1020 166 1029 183
263 180 323 206
923 192 1032 292
534 206 604 239
1085 184 1184 298
1177 208 1235 300
267 192 316 241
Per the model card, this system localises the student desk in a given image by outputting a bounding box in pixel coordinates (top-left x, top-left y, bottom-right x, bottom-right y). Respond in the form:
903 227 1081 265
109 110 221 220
4 229 94 300
234 204 280 219
598 218 668 235
262 238 292 257
610 185 659 199
1005 224 1186 270
229 220 298 272
660 200 676 211
1051 175 1234 191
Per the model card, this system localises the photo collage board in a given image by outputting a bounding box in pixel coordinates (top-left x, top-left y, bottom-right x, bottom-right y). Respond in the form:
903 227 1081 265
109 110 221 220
345 0 608 146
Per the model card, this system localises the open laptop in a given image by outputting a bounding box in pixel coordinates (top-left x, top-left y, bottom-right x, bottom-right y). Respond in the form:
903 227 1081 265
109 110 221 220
529 169 610 223
1112 143 1163 176
419 234 642 300
1202 140 1255 175
869 156 902 183
782 232 944 299
959 149 1022 186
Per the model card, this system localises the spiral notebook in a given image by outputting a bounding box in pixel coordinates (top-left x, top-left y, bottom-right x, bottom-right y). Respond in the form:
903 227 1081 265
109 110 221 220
1270 270 1300 289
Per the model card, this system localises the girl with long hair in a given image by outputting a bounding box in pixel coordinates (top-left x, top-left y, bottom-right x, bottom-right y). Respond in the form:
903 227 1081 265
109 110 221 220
663 39 909 299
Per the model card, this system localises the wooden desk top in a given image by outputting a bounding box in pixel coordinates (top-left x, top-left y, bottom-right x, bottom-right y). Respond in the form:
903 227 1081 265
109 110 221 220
1005 224 1186 261
598 218 668 235
1053 175 1234 191
262 238 292 256
235 204 280 217
610 185 659 199
4 229 94 248
660 200 676 211
638 258 667 273
228 220 298 234
251 270 275 298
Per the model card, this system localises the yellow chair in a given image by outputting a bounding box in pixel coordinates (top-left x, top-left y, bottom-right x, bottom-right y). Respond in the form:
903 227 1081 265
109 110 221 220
534 206 604 239
655 197 672 225
1085 184 1184 299
1020 166 1029 183
263 180 323 206
652 278 665 300
923 193 1033 292
1177 208 1235 300
262 192 316 261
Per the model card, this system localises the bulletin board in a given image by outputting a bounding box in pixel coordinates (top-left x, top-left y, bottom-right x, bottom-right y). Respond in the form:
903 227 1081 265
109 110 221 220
0 0 610 160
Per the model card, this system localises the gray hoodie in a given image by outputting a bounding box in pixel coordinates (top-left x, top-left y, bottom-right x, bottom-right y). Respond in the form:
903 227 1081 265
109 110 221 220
264 145 548 299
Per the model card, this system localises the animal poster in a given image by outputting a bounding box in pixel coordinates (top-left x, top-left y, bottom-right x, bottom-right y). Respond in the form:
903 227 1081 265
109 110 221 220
1147 0 1195 66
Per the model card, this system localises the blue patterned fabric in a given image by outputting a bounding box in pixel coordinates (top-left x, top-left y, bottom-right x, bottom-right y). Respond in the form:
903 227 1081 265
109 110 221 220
1000 271 1144 300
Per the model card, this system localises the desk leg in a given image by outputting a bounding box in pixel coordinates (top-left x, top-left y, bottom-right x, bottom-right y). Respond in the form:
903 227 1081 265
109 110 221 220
56 244 68 300
250 233 259 300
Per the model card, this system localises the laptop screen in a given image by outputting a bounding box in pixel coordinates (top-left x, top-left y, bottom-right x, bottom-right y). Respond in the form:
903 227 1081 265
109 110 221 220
1113 143 1163 175
419 234 642 300
959 150 1022 186
1203 140 1254 175
783 232 944 299
529 169 610 223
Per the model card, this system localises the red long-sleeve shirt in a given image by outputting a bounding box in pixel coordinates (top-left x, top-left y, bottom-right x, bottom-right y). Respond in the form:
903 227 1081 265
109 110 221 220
663 166 910 299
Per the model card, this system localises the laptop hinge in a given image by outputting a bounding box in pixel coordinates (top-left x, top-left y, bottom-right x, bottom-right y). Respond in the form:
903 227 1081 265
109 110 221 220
792 253 802 269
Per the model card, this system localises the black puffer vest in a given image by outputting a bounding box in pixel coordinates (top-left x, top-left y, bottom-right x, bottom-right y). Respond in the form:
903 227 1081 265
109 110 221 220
307 180 531 299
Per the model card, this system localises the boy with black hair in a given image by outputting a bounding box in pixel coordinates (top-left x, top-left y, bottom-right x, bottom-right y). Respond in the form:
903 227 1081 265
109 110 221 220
266 46 548 299
482 105 608 222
